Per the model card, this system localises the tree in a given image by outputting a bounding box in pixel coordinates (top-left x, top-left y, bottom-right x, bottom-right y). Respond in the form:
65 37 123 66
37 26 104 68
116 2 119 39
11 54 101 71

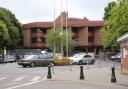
46 28 76 53
0 21 10 50
0 7 23 50
103 1 116 20
102 0 128 51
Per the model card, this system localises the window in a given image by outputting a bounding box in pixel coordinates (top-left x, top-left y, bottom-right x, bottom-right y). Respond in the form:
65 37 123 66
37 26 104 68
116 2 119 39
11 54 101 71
84 55 91 58
31 37 46 43
31 28 42 33
88 37 94 43
72 27 78 33
88 27 95 33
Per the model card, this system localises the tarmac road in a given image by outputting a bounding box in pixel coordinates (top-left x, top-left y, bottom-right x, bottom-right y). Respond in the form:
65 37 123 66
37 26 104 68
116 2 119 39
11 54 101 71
0 60 127 89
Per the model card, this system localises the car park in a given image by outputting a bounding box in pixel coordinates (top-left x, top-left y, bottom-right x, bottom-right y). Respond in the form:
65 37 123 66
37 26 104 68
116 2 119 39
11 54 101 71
18 54 52 67
69 53 95 65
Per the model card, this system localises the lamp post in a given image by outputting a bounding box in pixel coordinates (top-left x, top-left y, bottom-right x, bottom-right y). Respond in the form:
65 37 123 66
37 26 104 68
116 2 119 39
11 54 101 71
60 0 64 58
53 0 56 59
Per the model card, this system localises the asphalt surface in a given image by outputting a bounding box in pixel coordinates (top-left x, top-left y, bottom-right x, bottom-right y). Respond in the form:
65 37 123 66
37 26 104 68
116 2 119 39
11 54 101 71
0 60 127 89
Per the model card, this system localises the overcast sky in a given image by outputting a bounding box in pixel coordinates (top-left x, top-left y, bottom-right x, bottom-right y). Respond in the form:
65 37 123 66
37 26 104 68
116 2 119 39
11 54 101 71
0 0 115 24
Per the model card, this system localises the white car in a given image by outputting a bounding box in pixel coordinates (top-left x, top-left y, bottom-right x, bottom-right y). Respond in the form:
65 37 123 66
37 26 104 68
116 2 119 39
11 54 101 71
69 53 95 65
5 55 16 63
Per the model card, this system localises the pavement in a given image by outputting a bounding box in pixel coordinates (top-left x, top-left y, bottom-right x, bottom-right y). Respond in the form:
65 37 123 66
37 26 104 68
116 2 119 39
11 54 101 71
45 63 128 87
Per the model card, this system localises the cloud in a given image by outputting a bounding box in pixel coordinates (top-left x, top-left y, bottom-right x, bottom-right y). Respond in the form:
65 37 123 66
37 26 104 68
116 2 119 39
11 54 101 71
0 0 114 23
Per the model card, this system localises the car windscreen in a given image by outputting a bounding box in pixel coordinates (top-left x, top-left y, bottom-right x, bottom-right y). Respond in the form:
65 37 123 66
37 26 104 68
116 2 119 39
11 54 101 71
84 55 91 58
23 55 35 60
74 54 85 58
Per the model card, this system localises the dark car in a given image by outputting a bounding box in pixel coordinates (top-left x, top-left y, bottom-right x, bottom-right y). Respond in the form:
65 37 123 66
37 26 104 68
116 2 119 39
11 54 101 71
110 53 121 62
18 54 51 67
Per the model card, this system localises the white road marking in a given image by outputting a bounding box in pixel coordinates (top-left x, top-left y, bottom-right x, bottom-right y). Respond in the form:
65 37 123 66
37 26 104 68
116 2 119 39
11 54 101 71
5 81 39 89
31 76 41 81
0 77 7 81
12 76 24 82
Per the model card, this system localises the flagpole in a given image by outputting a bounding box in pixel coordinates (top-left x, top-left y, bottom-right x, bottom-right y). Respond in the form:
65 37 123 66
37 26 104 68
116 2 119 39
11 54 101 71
66 0 68 58
65 0 71 71
61 0 63 57
53 0 56 59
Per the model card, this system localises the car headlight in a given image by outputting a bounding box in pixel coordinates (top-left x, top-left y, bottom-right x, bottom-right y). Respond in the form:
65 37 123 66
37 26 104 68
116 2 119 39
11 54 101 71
23 61 30 63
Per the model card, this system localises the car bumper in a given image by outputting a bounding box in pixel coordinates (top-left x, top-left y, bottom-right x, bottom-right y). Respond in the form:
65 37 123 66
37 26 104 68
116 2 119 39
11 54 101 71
18 61 31 66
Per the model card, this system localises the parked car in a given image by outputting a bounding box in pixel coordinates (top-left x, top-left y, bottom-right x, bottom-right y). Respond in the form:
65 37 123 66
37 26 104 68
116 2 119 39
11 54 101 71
110 53 121 62
5 55 16 63
0 55 2 63
18 54 52 67
69 53 95 65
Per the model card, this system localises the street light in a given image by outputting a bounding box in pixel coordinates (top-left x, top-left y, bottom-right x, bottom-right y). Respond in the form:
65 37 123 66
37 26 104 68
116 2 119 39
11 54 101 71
65 0 72 71
53 0 56 59
61 0 64 58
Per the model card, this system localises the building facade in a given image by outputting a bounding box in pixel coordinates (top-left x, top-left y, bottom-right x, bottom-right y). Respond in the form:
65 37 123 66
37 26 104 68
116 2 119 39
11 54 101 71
22 12 104 57
117 32 128 74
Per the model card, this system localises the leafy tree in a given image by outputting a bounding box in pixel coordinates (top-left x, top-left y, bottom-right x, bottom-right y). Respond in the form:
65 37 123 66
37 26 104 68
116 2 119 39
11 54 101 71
103 1 116 20
0 21 10 50
0 7 23 50
102 0 128 51
46 28 76 53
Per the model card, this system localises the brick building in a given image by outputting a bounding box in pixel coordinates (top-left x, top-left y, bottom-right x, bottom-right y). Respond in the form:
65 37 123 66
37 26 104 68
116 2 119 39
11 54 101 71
22 12 104 56
117 32 128 74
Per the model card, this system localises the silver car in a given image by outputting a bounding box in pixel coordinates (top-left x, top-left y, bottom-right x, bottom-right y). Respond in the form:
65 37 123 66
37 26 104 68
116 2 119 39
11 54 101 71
69 53 95 65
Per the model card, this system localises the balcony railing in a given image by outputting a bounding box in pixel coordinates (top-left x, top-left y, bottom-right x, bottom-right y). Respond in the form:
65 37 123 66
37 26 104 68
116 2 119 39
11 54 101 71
88 32 94 37
31 33 46 37
31 43 46 48
88 42 94 46
72 33 78 38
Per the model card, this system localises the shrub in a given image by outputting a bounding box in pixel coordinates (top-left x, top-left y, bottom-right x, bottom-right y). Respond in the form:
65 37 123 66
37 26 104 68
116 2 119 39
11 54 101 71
53 57 70 65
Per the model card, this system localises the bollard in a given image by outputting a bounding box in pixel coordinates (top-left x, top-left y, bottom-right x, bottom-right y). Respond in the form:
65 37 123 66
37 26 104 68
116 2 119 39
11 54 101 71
47 65 52 79
111 67 116 83
98 61 101 68
80 66 84 80
51 62 54 74
87 61 89 69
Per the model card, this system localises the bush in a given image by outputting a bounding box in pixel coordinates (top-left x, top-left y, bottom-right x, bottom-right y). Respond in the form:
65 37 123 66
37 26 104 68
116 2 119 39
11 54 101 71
53 57 70 65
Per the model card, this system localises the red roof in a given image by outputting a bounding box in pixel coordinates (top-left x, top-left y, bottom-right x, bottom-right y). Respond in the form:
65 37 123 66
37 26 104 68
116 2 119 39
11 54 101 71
68 17 88 27
22 12 104 29
88 21 104 26
22 22 53 29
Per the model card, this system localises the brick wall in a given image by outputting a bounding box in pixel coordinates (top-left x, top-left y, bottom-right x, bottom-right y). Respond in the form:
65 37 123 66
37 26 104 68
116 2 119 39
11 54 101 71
23 29 31 48
94 27 103 45
77 27 88 46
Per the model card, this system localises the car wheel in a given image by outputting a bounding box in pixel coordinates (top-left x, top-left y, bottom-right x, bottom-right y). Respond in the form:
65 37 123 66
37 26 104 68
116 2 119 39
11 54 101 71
79 60 83 65
23 65 27 67
30 62 35 67
91 60 95 64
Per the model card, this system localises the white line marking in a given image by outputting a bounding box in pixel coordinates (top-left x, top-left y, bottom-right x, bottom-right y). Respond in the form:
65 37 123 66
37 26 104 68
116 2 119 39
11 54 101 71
31 76 41 81
12 76 24 82
0 77 7 81
5 81 39 89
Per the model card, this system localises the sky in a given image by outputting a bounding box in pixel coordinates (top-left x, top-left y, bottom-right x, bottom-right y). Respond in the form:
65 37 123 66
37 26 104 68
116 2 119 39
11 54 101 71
0 0 115 24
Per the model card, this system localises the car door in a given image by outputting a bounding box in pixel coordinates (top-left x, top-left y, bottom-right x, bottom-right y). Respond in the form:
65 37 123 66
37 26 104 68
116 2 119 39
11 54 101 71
82 55 92 63
36 54 45 66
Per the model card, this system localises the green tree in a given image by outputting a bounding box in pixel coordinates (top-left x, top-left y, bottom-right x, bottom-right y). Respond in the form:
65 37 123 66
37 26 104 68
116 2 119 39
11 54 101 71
103 1 116 20
102 0 128 51
46 28 76 53
0 21 10 50
0 7 23 50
